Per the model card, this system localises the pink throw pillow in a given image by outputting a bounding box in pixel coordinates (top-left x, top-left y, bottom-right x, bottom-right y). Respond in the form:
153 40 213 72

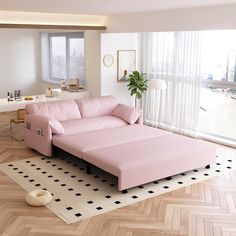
49 119 64 135
112 104 141 124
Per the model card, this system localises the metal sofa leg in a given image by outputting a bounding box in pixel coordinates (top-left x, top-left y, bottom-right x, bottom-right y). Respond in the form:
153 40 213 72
87 163 91 174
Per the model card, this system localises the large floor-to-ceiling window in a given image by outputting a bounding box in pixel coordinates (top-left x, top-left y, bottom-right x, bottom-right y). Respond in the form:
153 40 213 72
142 30 236 145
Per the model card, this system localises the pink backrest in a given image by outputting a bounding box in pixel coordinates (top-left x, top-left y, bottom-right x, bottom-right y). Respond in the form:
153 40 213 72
75 95 118 118
25 100 81 121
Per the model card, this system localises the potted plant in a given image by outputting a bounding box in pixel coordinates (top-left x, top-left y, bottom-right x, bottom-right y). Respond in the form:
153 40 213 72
127 71 148 107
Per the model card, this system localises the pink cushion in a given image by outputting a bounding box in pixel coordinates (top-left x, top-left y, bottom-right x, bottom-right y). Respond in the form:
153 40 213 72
112 104 141 124
75 95 118 118
26 100 81 121
60 116 128 136
49 119 64 135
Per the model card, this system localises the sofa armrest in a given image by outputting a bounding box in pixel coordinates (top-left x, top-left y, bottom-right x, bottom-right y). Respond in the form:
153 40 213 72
24 114 52 138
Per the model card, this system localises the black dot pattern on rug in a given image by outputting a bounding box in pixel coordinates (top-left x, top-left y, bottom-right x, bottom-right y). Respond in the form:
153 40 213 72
66 207 73 211
105 195 111 199
13 168 18 170
148 190 154 194
61 184 66 187
191 177 196 180
75 193 81 196
58 168 63 170
227 166 232 169
114 201 121 204
93 188 99 191
36 168 41 170
8 164 13 167
31 164 35 167
29 179 34 182
178 181 183 184
216 163 221 165
52 164 56 167
138 185 144 189
75 213 82 217
204 173 209 176
64 172 69 174
166 177 173 181
153 181 159 184
102 179 107 182
110 184 115 187
96 207 103 210
48 175 53 178
132 195 138 199
26 160 30 163
193 170 199 172
46 161 51 163
71 175 76 178
87 201 93 204
42 171 47 174
78 179 83 182
94 175 99 178
163 186 169 189
24 175 29 178
228 160 232 162
54 179 59 182
18 171 23 174
35 184 41 187
85 184 91 187
181 173 186 176
68 188 74 191
216 170 221 172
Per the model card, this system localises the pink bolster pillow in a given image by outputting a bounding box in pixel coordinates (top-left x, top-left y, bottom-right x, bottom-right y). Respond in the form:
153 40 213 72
49 119 64 135
112 104 141 124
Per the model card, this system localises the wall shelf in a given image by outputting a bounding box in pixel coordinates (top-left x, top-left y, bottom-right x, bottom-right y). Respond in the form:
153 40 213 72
0 23 106 30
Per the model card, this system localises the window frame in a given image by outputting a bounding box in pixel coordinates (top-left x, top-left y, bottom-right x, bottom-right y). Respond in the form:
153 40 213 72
47 32 84 83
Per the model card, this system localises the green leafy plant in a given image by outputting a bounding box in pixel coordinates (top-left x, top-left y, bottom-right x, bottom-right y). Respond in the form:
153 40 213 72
127 71 148 100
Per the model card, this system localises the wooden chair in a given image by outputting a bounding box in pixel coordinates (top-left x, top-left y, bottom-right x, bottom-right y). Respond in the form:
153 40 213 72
10 109 25 141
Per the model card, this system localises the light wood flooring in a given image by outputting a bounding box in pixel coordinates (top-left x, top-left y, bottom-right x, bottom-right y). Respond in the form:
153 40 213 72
1 111 236 236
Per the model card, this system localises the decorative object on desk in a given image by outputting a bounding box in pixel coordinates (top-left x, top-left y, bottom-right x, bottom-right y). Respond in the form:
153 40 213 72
45 88 53 97
60 79 67 91
103 54 114 67
117 50 136 82
68 79 79 92
10 93 14 101
127 71 148 108
15 90 22 101
24 96 33 101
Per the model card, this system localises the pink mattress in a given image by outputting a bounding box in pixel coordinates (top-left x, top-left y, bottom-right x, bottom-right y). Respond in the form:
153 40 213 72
52 124 170 158
52 125 216 190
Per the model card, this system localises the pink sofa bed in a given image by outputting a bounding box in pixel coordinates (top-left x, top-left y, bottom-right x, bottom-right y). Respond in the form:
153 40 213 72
24 95 216 191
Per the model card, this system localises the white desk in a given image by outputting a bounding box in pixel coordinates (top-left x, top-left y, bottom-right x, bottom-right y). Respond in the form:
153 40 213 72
0 91 89 112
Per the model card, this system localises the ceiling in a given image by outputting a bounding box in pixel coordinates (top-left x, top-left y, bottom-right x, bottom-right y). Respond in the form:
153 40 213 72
0 0 236 15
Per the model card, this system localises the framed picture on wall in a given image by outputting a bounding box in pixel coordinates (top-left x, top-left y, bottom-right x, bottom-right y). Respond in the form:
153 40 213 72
117 50 136 82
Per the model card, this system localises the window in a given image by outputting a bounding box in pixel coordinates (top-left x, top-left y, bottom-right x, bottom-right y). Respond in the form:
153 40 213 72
41 32 85 86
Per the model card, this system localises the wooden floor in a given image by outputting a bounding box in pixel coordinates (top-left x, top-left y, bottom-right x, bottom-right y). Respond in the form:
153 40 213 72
1 112 236 236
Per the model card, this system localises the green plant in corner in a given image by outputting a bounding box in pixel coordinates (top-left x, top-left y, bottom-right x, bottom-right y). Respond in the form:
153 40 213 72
127 71 148 107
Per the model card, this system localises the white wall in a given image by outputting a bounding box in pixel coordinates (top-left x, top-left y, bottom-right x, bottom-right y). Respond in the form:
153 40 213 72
85 30 102 97
0 29 41 98
101 33 139 106
0 28 102 98
104 4 236 33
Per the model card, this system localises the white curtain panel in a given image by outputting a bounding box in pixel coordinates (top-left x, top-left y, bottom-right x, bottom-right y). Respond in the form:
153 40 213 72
141 31 201 136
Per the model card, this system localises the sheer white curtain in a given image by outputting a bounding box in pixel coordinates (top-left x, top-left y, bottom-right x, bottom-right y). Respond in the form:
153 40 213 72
141 31 201 136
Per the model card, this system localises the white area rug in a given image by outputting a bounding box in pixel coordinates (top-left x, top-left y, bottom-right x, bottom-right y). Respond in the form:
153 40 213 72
0 149 235 224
